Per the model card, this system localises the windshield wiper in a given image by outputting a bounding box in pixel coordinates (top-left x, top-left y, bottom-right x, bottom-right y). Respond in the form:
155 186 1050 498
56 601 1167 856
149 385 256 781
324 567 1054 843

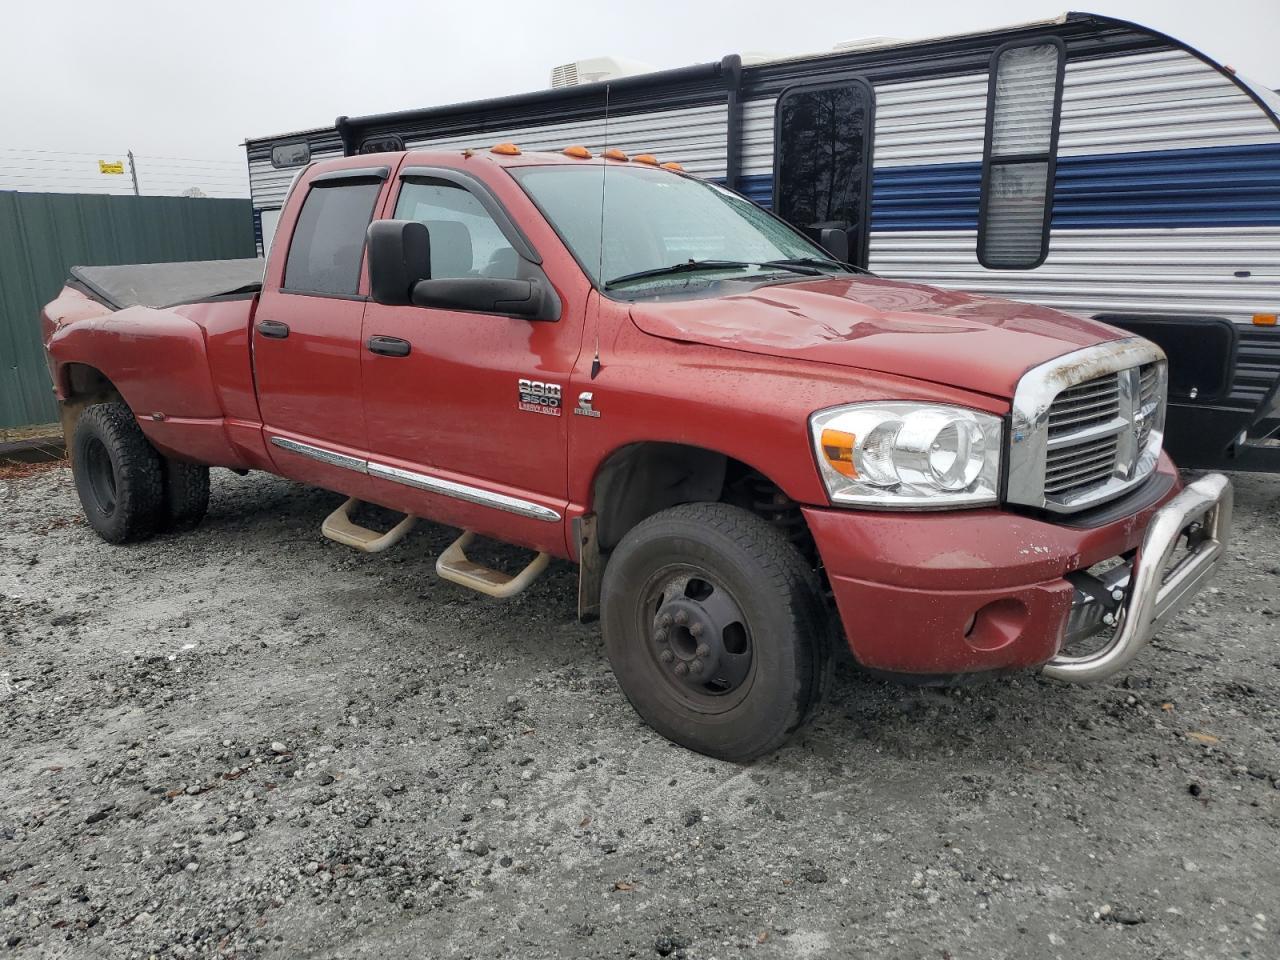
604 260 754 288
604 258 822 289
763 256 862 274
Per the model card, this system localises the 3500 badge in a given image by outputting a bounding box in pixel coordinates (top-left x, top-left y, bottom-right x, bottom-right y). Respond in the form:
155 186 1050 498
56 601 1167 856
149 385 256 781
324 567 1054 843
517 379 562 416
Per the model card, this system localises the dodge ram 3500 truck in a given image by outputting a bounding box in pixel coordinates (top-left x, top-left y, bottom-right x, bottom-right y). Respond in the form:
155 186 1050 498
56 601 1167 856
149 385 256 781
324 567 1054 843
41 146 1233 760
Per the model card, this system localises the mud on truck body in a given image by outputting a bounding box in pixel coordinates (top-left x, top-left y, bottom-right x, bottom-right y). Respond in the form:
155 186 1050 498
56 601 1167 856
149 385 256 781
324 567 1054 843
42 146 1232 759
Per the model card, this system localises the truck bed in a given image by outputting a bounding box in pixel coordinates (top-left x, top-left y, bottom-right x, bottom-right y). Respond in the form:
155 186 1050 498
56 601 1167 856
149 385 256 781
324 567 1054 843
69 258 264 310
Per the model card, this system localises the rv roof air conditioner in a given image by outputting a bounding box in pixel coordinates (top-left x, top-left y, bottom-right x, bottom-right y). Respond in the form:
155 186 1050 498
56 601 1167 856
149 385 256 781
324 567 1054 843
549 57 656 88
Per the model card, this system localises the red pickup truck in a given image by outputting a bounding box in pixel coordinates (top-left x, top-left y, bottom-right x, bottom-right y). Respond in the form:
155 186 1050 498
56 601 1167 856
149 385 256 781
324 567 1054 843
42 145 1233 760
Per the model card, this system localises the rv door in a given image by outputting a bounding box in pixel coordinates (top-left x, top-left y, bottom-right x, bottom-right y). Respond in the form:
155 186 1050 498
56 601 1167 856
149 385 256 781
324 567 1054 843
772 78 875 268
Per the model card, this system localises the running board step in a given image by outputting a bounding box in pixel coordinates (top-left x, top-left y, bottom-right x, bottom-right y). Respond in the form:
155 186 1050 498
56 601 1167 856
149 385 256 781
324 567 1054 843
322 497 417 553
436 531 550 599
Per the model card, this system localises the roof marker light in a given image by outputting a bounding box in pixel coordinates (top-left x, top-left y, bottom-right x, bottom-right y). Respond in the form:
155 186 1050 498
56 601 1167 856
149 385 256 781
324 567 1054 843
603 148 629 161
660 161 684 171
490 143 521 156
563 145 592 158
633 154 659 165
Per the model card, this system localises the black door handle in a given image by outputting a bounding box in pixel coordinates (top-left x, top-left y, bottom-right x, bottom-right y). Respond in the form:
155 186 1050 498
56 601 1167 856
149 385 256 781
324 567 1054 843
367 335 411 357
256 319 290 339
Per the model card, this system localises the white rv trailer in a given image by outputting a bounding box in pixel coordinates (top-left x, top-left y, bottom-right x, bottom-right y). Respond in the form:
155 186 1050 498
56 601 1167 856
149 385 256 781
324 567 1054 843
244 12 1280 471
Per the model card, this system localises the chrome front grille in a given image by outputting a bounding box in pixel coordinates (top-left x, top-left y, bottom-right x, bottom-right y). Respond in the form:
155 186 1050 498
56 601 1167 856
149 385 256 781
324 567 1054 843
1008 339 1168 514
1137 363 1160 450
1047 374 1121 437
1044 432 1120 496
1043 372 1124 500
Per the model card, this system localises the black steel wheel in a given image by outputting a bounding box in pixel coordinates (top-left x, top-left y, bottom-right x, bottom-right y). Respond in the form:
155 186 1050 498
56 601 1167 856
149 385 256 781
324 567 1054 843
601 502 832 761
641 567 755 707
71 402 165 544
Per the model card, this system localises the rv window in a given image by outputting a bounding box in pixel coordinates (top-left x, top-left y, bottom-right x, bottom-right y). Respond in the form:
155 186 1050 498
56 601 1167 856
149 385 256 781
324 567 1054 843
271 142 311 168
394 179 520 280
979 39 1065 269
283 181 381 295
773 80 874 266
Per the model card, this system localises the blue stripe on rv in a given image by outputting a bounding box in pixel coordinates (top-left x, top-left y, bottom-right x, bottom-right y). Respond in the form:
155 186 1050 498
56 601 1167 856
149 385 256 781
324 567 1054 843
735 142 1280 230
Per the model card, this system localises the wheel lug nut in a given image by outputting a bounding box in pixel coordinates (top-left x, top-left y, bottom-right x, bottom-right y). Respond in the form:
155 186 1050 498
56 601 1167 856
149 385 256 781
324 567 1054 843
674 610 689 626
674 661 688 676
658 614 672 628
689 659 704 675
689 622 704 637
654 628 668 642
659 649 674 664
695 643 711 659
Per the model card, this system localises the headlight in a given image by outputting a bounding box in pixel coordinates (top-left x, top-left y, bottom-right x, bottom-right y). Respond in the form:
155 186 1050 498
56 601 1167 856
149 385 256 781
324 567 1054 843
809 403 1002 509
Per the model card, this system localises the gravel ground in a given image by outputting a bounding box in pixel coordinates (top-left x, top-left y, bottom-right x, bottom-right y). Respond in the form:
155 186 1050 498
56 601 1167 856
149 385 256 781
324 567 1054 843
1 464 1277 960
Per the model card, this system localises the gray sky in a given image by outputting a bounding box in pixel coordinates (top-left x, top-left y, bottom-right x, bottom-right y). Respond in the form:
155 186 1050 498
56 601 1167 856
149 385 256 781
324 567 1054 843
3 0 1277 196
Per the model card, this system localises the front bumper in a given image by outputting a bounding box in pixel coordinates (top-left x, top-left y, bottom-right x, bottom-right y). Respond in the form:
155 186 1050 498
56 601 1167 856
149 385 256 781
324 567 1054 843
803 456 1232 680
1040 472 1232 682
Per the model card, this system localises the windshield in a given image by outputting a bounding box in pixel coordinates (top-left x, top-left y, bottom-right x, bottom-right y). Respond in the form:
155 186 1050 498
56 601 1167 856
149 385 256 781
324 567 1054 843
510 164 841 293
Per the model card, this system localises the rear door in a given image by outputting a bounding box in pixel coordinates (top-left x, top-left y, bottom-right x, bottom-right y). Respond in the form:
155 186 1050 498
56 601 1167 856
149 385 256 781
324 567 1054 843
772 78 876 268
253 166 387 467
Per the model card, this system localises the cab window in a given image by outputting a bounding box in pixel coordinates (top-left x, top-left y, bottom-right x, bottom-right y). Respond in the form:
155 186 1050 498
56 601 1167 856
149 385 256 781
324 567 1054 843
394 179 521 280
283 180 381 295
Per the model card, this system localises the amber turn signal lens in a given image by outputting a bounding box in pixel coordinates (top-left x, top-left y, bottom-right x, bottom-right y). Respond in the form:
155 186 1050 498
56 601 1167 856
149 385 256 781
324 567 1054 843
633 154 659 165
490 143 521 156
1253 313 1277 326
603 148 629 161
562 145 592 158
820 429 858 478
660 161 684 171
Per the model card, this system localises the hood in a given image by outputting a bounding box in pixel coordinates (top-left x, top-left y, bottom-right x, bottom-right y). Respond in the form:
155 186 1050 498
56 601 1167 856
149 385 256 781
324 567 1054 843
628 276 1125 398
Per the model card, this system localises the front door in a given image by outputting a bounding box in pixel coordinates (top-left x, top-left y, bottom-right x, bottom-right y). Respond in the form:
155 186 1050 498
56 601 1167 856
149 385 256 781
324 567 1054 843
358 169 582 555
772 77 876 268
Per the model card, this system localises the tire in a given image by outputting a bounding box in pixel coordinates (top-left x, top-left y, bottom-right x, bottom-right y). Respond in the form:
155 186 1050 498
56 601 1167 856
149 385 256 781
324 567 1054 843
601 502 833 761
161 459 210 532
70 402 165 544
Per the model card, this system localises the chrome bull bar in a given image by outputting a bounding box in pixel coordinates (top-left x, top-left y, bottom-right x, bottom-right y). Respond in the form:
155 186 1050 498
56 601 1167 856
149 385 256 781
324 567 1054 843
1042 473 1233 683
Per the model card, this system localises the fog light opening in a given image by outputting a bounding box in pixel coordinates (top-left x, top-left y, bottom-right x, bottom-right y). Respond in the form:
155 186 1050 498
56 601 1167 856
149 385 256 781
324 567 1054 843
963 598 1029 652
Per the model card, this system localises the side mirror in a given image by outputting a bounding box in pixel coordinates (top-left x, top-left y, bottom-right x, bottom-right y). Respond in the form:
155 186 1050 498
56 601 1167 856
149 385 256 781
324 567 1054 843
367 219 431 305
819 227 850 264
411 277 548 320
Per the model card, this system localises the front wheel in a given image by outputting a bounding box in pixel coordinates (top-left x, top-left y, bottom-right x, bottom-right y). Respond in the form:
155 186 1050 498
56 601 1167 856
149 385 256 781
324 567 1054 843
601 502 832 761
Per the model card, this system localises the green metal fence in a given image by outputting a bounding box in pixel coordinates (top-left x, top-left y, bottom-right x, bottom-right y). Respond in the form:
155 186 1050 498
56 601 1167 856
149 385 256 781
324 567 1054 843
0 192 255 429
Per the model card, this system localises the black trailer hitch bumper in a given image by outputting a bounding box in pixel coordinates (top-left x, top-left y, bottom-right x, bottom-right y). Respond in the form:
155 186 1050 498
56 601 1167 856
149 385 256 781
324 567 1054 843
1044 473 1233 683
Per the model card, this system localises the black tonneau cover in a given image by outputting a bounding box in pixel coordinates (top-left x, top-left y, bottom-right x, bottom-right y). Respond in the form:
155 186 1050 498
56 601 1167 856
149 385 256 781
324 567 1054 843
69 259 265 310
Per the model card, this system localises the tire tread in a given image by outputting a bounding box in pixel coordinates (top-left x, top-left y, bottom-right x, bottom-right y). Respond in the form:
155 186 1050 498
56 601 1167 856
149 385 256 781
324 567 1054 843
71 402 165 543
603 502 833 760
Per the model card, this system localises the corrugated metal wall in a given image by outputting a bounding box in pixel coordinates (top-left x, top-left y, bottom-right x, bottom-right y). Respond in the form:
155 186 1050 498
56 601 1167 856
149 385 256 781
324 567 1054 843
0 192 254 429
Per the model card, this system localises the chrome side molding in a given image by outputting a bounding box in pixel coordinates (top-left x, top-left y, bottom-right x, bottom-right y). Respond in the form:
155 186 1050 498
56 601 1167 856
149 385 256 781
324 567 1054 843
270 435 367 472
268 435 561 523
1042 472 1232 683
366 462 562 522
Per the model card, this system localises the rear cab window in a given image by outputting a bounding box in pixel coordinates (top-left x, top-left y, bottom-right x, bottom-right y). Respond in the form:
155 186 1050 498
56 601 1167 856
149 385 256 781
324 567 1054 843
283 175 384 296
